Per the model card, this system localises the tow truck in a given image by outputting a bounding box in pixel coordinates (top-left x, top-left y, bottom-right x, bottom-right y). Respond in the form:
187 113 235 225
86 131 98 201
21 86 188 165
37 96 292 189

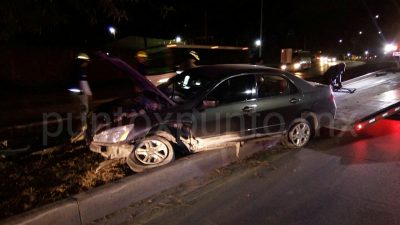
326 69 400 132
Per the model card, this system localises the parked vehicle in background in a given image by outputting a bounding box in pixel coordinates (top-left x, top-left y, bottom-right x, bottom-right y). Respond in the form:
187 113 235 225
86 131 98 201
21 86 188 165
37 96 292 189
280 49 312 71
88 53 336 172
141 44 250 85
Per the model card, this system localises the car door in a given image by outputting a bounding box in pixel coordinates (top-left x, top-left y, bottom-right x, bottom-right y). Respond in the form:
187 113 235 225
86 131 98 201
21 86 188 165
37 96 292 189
192 74 258 139
255 73 303 134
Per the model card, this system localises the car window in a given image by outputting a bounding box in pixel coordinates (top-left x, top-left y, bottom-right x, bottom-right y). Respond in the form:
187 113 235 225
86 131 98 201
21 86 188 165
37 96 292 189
256 74 296 98
161 72 213 104
207 75 255 105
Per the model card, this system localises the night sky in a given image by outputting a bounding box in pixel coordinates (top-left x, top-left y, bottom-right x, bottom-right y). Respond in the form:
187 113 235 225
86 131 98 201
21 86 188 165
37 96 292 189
1 0 399 56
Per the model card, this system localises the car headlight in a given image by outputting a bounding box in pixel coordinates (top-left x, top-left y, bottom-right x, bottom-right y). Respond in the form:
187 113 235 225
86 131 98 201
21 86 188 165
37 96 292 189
93 124 134 143
294 63 301 70
281 65 287 70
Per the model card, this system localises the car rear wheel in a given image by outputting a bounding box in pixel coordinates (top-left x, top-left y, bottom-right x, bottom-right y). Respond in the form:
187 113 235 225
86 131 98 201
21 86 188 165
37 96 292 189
127 136 174 173
283 119 312 148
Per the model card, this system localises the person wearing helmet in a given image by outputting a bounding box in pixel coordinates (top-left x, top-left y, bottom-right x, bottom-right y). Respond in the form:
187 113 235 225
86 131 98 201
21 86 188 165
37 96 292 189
69 52 92 143
179 50 200 71
133 51 148 75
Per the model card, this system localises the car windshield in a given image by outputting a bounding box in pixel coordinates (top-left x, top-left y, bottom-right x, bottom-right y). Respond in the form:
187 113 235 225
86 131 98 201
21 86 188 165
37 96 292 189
160 72 214 104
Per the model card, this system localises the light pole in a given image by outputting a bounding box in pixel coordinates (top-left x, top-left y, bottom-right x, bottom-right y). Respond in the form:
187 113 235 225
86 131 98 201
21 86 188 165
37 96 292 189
259 0 264 58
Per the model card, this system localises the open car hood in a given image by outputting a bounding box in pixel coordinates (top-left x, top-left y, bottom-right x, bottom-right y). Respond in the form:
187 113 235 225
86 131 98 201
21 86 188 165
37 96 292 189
97 52 176 106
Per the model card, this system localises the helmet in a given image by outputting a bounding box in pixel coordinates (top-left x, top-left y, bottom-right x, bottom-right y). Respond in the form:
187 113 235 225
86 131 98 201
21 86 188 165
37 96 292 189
136 51 148 58
189 50 200 61
75 53 90 61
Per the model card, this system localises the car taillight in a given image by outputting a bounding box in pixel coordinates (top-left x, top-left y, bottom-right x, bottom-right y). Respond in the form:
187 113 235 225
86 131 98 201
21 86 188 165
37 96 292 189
329 93 334 102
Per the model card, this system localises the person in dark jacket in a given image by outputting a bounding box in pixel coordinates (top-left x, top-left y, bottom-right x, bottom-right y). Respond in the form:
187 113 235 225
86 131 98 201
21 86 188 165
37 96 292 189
324 62 346 89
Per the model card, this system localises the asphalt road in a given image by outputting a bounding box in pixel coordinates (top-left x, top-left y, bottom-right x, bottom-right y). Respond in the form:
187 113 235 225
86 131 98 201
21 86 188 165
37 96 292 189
94 117 400 225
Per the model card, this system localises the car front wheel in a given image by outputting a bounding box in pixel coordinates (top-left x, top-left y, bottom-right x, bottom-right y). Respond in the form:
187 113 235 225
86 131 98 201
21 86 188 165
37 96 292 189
283 119 312 148
127 136 175 173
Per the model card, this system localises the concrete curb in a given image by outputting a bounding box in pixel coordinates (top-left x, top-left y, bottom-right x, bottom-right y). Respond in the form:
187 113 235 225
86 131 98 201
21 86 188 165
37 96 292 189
0 198 81 225
1 140 273 225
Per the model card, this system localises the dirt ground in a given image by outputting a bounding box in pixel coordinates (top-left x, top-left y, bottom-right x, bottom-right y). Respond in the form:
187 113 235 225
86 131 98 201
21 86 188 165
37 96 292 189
0 143 133 220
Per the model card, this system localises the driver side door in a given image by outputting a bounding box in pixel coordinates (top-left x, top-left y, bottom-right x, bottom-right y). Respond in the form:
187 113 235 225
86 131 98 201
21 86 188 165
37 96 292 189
191 74 258 139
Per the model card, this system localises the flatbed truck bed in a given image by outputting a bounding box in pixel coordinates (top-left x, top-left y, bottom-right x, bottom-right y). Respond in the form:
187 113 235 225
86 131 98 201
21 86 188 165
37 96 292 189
327 70 400 131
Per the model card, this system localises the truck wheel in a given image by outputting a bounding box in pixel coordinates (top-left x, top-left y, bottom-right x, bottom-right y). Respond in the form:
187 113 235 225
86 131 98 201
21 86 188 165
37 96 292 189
127 136 174 173
283 119 312 148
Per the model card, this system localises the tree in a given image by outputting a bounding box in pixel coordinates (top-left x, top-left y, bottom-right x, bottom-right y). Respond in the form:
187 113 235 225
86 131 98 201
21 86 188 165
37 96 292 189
0 0 137 41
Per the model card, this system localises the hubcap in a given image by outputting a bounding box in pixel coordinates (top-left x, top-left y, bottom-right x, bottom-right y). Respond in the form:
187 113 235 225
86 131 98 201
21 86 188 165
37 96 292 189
289 122 311 147
134 140 169 165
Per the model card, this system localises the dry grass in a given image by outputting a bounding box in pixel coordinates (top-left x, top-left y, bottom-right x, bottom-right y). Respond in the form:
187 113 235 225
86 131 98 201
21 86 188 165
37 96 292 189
0 144 132 220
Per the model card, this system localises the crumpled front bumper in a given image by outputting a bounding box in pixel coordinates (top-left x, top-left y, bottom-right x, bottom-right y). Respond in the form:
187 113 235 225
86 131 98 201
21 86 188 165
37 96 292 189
89 142 134 159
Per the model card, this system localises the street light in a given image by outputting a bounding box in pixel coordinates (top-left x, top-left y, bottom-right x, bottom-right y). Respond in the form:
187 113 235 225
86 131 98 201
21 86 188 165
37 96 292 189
259 0 263 58
359 31 363 35
175 36 182 43
347 52 351 57
108 26 116 38
378 31 382 34
375 14 379 19
255 39 261 47
365 50 369 55
339 39 343 43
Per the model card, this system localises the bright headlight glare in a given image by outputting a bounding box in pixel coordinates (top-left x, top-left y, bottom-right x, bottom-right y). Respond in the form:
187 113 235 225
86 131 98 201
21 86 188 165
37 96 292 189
68 88 81 93
93 124 134 143
384 43 397 53
294 63 301 69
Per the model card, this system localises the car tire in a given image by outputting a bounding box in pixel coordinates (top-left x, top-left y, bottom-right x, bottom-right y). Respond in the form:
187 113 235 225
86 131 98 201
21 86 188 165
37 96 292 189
126 136 175 173
282 118 312 148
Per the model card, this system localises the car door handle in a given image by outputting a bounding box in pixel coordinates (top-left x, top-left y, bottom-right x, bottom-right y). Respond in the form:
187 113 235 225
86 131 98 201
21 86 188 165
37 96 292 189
290 98 299 104
242 106 256 112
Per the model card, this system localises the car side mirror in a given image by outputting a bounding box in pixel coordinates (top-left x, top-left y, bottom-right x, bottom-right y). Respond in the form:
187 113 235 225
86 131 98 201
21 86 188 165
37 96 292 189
202 99 218 108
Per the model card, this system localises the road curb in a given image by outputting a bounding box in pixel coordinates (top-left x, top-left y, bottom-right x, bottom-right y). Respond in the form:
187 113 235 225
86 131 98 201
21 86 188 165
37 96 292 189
0 198 81 225
1 139 275 225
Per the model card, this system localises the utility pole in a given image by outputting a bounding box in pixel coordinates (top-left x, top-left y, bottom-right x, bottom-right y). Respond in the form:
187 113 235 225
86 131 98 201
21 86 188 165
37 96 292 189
204 10 208 43
259 0 263 58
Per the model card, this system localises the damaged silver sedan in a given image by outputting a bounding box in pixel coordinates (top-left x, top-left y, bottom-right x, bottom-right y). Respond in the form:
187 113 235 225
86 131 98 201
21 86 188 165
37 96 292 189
88 54 336 172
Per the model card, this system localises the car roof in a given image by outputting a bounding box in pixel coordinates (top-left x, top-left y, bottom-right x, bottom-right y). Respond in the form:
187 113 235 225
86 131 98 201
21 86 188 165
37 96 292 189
182 64 283 80
178 64 315 92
